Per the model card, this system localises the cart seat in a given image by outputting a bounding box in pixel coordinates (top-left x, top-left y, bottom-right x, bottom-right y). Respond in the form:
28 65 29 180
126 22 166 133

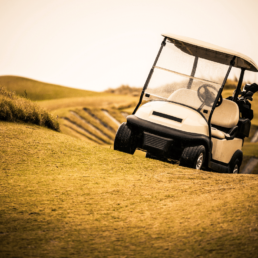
168 89 240 139
211 99 239 128
211 99 239 139
211 126 239 140
211 127 226 139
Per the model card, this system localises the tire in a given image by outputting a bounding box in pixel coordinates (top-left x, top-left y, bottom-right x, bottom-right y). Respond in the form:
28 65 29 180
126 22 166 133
114 123 136 154
180 145 206 170
228 150 243 174
229 159 240 174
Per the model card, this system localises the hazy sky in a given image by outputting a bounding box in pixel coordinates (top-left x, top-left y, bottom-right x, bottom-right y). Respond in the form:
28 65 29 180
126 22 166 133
0 0 258 91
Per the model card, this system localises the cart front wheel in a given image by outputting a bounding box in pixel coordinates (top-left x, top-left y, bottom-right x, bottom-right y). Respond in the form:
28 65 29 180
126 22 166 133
114 123 136 154
180 145 206 170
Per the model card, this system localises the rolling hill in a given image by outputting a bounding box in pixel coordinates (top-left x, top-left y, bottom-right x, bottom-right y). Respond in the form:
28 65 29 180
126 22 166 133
0 75 100 101
0 75 138 144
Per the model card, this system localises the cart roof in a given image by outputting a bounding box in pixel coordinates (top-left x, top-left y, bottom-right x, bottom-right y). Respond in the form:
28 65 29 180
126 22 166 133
162 33 258 72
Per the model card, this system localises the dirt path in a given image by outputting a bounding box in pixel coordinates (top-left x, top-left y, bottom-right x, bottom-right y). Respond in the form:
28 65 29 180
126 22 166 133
241 157 258 174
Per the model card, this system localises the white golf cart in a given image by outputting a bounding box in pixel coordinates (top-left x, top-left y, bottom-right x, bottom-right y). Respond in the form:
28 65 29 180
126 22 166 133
114 33 258 173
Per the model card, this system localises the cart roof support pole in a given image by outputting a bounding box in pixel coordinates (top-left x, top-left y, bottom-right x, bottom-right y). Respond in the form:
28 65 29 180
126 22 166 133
233 68 245 102
208 56 236 138
187 56 198 89
132 37 167 115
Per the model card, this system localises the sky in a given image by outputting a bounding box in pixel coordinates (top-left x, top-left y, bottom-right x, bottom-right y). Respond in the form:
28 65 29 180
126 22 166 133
0 0 258 91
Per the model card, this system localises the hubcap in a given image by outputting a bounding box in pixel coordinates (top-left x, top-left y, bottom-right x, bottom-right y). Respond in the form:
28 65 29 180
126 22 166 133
196 153 204 170
233 164 239 174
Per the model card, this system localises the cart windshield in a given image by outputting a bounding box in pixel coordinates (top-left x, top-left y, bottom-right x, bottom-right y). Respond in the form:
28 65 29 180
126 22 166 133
144 40 229 120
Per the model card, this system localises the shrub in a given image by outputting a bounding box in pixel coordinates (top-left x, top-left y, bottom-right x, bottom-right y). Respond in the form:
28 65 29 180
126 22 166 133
0 87 59 131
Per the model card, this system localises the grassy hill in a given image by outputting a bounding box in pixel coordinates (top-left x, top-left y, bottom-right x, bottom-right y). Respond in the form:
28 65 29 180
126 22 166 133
0 75 100 101
0 75 138 144
0 86 59 131
36 94 137 145
0 121 258 257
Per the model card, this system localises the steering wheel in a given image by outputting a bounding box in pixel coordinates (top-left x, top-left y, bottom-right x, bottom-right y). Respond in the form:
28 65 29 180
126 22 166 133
197 84 222 107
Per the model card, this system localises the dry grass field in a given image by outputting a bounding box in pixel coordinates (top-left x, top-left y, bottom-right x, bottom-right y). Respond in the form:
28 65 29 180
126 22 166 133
1 75 138 144
0 121 258 257
38 95 137 145
0 86 59 131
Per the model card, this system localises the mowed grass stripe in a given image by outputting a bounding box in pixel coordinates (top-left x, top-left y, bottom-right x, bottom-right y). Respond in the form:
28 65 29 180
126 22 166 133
60 123 95 144
102 109 121 126
61 121 101 145
85 109 121 132
70 111 114 141
82 108 116 133
64 112 112 144
103 108 127 124
61 118 105 145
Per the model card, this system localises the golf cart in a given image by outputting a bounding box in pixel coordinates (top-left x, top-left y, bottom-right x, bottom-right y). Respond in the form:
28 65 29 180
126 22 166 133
114 33 258 173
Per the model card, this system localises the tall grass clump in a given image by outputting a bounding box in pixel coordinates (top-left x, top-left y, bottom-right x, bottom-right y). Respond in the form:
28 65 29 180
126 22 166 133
0 87 59 131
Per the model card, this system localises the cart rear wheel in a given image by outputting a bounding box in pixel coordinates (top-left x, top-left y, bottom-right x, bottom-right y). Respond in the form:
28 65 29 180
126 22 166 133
180 145 206 170
228 150 242 174
229 159 240 174
114 123 136 154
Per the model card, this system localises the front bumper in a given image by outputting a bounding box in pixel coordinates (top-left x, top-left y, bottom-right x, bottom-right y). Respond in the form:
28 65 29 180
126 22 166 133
127 115 212 164
127 115 210 145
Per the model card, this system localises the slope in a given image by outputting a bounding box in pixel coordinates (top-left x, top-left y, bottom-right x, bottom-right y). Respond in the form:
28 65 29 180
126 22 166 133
0 75 99 101
0 121 258 257
0 75 138 144
38 92 138 145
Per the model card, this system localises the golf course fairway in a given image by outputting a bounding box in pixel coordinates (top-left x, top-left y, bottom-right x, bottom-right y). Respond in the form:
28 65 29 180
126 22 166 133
1 121 258 257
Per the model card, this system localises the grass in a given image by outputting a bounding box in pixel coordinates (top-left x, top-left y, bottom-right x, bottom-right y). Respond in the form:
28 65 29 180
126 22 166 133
37 94 137 144
0 87 59 131
38 94 137 112
60 120 101 145
75 108 116 139
64 111 112 144
242 142 258 157
0 75 138 143
1 77 258 256
0 75 99 101
0 121 258 257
